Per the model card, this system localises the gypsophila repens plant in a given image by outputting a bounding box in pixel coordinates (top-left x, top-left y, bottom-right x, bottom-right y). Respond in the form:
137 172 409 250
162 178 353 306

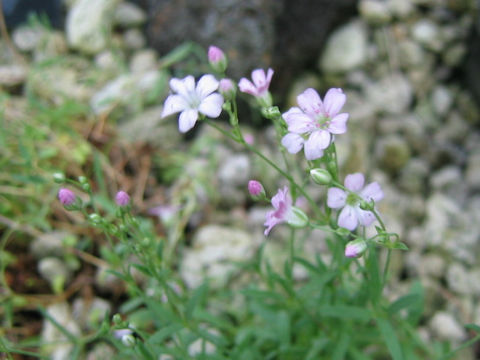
47 45 480 360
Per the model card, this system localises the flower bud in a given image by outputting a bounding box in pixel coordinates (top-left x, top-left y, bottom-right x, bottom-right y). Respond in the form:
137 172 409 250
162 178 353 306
208 45 227 73
345 238 368 258
219 78 236 99
248 180 265 199
115 191 130 207
53 172 66 183
261 105 280 119
58 188 76 206
310 168 332 185
78 176 88 184
286 206 309 229
88 213 102 224
112 314 122 324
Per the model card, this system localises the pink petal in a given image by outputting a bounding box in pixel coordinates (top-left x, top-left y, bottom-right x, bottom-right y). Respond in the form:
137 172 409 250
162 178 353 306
196 74 219 98
304 130 330 160
354 207 376 227
265 68 274 84
360 182 384 203
281 133 304 154
328 113 349 134
198 93 224 118
178 109 198 133
251 69 267 88
284 111 315 134
344 173 364 192
161 95 188 118
170 76 195 97
338 206 358 231
264 210 282 235
327 187 346 209
297 88 323 117
238 78 258 96
271 186 290 210
323 88 346 117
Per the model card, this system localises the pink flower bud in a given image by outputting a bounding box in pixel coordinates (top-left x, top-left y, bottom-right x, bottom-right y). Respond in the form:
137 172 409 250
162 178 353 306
219 78 235 95
58 188 76 206
345 239 367 258
208 46 227 72
243 133 254 145
248 180 264 197
115 191 130 206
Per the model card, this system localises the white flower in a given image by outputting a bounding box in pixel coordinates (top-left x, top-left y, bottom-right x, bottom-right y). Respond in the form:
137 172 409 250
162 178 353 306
161 75 224 133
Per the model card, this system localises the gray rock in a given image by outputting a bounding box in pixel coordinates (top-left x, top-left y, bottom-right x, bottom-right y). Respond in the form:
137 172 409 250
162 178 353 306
218 154 251 187
130 49 158 74
359 0 391 24
430 166 462 191
419 253 446 279
72 297 111 329
429 311 467 342
375 135 411 173
411 19 442 52
398 40 425 68
431 86 453 116
113 2 146 27
387 0 414 18
86 343 115 360
33 31 68 62
66 0 119 54
320 20 368 73
42 302 81 360
465 152 480 191
397 158 429 193
38 257 72 288
30 231 70 259
443 43 467 67
12 26 44 52
180 225 256 288
366 73 413 114
94 51 124 72
0 65 26 87
123 28 146 50
446 262 471 295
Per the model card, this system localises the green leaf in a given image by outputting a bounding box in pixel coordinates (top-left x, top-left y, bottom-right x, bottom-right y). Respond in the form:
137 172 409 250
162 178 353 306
130 263 152 277
388 294 422 316
377 317 403 360
332 331 350 360
465 323 480 333
390 242 409 251
148 323 184 345
185 283 208 320
317 305 371 322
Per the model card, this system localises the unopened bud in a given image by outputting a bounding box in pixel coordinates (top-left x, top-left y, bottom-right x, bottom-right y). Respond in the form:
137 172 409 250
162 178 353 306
89 213 102 224
58 188 76 206
53 172 66 183
248 180 265 199
286 206 308 229
219 78 236 99
261 105 280 119
310 168 332 185
345 238 368 258
208 45 227 73
115 191 130 207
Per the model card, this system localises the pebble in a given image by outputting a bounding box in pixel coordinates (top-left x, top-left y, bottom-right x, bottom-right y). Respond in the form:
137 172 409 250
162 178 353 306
429 311 466 342
366 73 413 114
30 231 69 259
113 1 147 27
431 85 453 116
12 26 44 52
38 257 72 288
359 0 391 25
130 49 158 74
123 28 146 50
465 152 480 191
375 134 411 174
0 65 26 87
218 154 251 187
411 19 442 52
446 262 471 295
72 297 112 329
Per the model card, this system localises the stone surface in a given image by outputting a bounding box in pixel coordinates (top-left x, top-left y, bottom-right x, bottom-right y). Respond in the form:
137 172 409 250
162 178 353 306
320 20 368 73
359 0 391 24
113 1 146 27
38 257 72 288
366 73 413 114
30 231 69 259
66 0 119 54
72 297 112 329
429 311 467 342
375 135 411 174
0 65 26 87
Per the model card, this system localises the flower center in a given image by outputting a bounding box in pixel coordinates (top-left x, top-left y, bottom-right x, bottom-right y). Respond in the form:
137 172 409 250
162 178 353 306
186 91 201 109
315 115 330 128
346 192 359 206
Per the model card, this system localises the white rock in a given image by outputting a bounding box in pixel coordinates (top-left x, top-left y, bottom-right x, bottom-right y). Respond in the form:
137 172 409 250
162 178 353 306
72 297 112 329
320 20 368 73
359 0 391 24
446 262 471 295
0 65 26 87
38 257 72 287
431 86 453 116
130 50 158 74
429 312 466 342
123 28 146 50
12 26 44 52
218 154 251 187
465 153 480 191
366 73 412 114
113 1 146 27
180 225 256 288
30 231 69 258
66 0 119 54
411 20 442 52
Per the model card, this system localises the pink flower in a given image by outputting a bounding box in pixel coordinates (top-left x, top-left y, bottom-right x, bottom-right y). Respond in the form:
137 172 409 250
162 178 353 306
327 173 384 231
115 191 130 206
281 88 349 160
264 186 293 236
218 78 236 98
238 68 274 105
248 180 264 197
345 239 367 258
161 75 224 133
208 46 227 72
58 188 76 206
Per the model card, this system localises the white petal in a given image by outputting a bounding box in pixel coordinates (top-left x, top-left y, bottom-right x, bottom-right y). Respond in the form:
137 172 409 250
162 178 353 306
354 207 376 227
196 74 219 98
344 173 364 192
178 109 198 133
338 206 358 231
323 88 346 117
281 133 304 154
360 182 384 203
284 111 315 134
251 69 267 88
304 131 330 160
297 88 323 117
328 113 349 134
198 93 224 118
327 188 346 209
170 76 195 97
161 95 188 118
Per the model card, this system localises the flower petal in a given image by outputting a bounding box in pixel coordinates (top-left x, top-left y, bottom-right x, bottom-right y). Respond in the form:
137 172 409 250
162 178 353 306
251 69 266 88
281 133 304 154
272 186 291 210
178 109 198 133
328 113 349 134
354 207 376 227
284 110 315 134
344 173 364 192
338 206 358 231
265 68 274 84
238 78 258 96
196 74 219 98
170 76 195 97
161 95 188 118
327 187 347 209
360 182 384 203
323 88 346 117
297 88 323 117
198 93 224 118
304 130 330 160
